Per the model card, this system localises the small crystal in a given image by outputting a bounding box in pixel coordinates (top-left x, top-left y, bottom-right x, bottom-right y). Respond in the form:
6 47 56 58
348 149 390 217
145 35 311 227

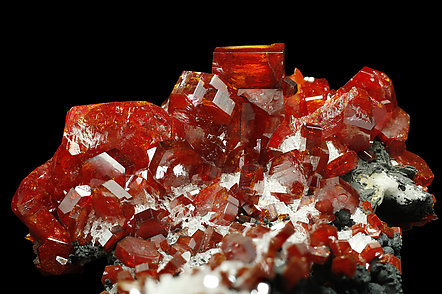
348 232 373 253
331 255 357 278
102 180 132 200
221 233 257 263
114 236 162 268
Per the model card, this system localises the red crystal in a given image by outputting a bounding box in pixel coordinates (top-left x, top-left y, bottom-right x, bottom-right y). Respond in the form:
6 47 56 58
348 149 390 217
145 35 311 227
283 256 311 290
193 183 239 225
221 233 257 263
268 221 296 258
299 78 330 114
346 66 397 107
378 107 410 155
11 43 436 293
158 253 187 276
330 240 352 257
392 150 434 187
102 265 134 286
114 236 162 268
379 253 402 273
360 241 384 263
309 223 338 247
212 43 285 89
52 101 173 196
148 140 221 191
331 255 357 278
132 208 170 239
324 137 359 178
315 177 360 215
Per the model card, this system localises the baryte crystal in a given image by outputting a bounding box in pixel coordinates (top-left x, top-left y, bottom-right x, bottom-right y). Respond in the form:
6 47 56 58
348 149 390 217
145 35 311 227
102 180 132 200
11 43 436 293
80 151 127 187
58 185 91 214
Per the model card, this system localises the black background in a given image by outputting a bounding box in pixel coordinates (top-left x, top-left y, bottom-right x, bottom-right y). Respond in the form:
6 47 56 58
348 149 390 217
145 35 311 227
4 4 441 293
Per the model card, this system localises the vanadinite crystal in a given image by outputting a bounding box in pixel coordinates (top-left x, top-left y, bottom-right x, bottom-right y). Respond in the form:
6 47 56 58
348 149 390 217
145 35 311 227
12 43 436 294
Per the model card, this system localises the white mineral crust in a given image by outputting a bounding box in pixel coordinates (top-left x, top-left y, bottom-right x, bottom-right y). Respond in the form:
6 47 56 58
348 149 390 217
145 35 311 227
360 171 428 206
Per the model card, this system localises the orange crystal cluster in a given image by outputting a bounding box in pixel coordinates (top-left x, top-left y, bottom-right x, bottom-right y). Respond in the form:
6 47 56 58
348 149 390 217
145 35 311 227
12 43 436 293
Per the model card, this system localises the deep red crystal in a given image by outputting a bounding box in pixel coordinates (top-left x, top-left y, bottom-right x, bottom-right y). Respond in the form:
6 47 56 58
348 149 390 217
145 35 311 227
331 254 357 278
212 43 285 89
114 236 162 268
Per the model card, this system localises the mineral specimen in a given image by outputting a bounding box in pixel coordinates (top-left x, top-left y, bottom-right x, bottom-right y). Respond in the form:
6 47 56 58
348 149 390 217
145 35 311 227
11 43 436 294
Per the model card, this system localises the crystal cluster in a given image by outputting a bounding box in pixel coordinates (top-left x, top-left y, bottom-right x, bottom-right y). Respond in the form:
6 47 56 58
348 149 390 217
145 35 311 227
12 43 436 294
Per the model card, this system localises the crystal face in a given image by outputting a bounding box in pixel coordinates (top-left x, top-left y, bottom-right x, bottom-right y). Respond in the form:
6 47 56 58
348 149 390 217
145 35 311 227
11 43 436 294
